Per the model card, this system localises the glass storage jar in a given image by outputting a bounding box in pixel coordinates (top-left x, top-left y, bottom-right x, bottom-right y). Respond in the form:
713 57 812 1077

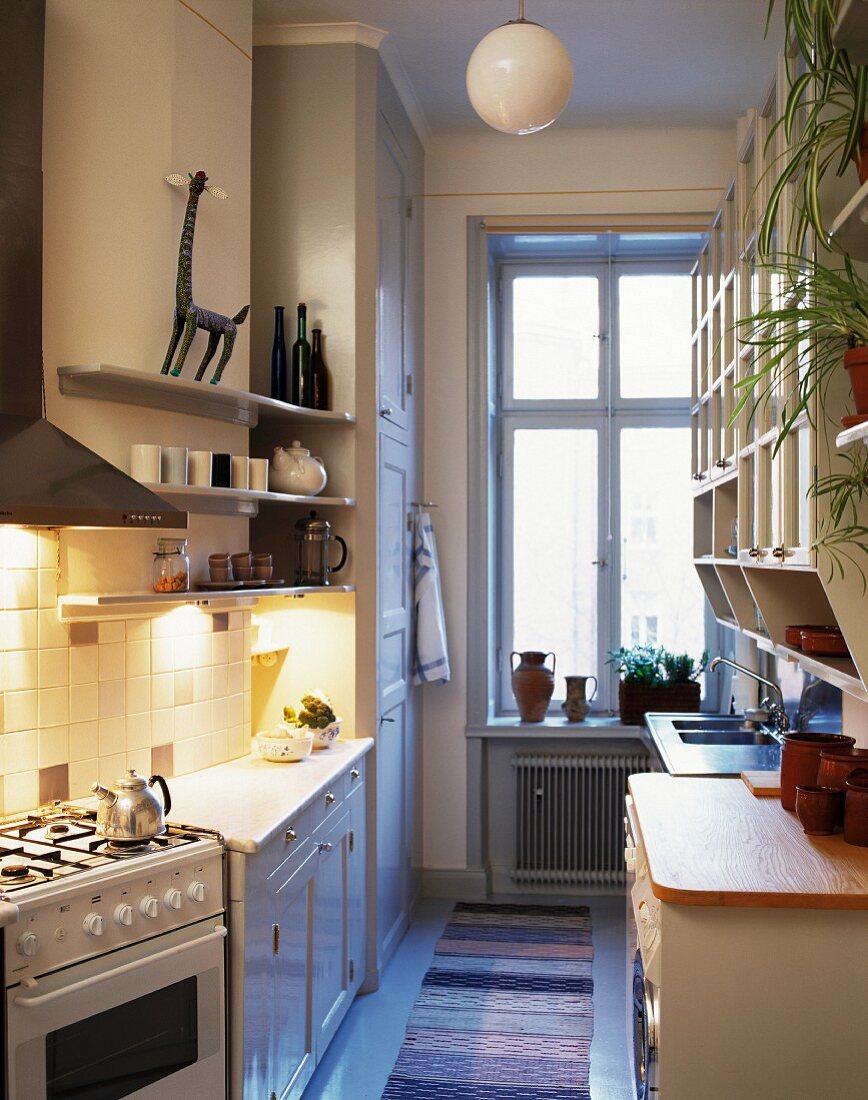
153 538 190 593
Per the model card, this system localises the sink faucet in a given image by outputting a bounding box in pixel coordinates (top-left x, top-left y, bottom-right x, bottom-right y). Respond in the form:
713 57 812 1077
708 657 790 738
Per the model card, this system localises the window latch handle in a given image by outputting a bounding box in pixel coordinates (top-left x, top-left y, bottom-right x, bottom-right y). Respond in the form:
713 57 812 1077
591 559 608 568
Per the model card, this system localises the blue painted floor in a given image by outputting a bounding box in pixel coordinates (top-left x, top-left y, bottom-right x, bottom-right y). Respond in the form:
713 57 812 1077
305 894 634 1100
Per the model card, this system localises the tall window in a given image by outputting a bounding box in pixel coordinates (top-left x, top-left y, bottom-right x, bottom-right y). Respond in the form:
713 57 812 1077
494 233 709 714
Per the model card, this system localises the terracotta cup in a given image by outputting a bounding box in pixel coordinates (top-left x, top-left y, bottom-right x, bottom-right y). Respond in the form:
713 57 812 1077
795 785 842 836
779 733 856 811
843 769 868 847
817 747 868 824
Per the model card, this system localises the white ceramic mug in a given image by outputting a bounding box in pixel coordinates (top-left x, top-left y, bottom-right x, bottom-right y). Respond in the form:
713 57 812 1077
188 450 213 487
130 443 161 483
249 457 269 492
231 455 249 490
161 446 188 486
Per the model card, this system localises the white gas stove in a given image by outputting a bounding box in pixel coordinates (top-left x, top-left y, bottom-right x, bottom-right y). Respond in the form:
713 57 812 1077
0 802 227 1099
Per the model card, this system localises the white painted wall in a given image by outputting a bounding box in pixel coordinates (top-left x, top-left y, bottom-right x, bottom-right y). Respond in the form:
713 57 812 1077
421 124 736 872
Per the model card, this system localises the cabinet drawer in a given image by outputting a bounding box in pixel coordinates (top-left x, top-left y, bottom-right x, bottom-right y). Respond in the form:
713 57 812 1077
311 757 365 828
268 804 315 886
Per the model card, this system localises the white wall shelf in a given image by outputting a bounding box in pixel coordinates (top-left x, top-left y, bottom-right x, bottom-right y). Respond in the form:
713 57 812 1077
142 482 356 518
828 178 868 259
58 585 355 622
833 0 868 64
57 363 356 429
836 420 868 449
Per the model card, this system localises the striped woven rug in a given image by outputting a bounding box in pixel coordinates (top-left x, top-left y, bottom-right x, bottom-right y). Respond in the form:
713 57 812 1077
381 902 593 1100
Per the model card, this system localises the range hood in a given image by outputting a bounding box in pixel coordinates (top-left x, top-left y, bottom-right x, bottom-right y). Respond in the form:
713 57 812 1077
0 1 185 530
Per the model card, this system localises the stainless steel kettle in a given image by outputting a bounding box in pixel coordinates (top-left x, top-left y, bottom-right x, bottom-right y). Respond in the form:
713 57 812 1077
293 510 348 586
90 770 172 841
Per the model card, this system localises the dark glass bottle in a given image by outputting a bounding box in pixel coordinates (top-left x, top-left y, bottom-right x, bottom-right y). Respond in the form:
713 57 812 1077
270 306 287 402
291 302 312 407
310 328 330 411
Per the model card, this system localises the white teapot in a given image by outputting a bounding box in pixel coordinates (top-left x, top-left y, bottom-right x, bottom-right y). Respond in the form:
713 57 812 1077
270 441 328 496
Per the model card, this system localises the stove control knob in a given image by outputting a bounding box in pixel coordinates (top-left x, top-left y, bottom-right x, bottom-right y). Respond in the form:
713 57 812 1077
164 888 183 911
114 904 134 927
83 912 104 937
17 932 40 958
187 881 207 903
140 896 160 919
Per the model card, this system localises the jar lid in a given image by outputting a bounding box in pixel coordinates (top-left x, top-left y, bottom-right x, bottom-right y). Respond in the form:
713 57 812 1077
288 440 308 454
156 537 187 553
294 510 329 535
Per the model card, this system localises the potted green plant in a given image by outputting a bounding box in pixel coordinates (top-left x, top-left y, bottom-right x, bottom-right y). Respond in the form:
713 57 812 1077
812 441 868 580
759 0 867 256
734 253 868 446
607 645 708 726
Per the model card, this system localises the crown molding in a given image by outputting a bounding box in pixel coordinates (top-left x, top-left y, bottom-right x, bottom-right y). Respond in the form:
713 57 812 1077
253 21 387 50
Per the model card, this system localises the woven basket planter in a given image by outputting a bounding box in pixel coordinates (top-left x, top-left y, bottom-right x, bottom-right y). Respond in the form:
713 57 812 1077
618 681 701 726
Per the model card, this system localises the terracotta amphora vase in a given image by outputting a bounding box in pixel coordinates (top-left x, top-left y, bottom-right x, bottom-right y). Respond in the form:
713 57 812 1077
562 675 598 723
511 651 555 723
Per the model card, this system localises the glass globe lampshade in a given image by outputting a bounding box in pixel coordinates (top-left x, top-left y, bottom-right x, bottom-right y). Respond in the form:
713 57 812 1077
466 17 573 135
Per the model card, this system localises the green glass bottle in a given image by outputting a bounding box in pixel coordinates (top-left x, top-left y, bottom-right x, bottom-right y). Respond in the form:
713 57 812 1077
291 302 312 407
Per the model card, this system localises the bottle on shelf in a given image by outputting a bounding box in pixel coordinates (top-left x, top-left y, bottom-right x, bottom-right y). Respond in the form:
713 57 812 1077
310 327 330 411
270 305 287 402
291 302 312 407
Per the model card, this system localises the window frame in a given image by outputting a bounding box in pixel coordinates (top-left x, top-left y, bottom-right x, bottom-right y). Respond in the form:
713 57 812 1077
493 252 711 716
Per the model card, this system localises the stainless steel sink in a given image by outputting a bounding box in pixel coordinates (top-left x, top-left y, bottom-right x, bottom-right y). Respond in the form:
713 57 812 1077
670 717 762 732
677 729 777 746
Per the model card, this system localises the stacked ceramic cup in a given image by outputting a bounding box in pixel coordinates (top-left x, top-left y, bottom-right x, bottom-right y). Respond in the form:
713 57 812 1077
230 552 252 580
209 554 232 583
253 552 273 580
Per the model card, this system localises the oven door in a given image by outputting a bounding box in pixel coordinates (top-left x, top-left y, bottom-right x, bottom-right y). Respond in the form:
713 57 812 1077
632 950 659 1100
7 918 225 1099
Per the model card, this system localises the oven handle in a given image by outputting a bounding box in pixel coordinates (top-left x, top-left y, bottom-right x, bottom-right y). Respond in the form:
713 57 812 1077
12 924 227 1009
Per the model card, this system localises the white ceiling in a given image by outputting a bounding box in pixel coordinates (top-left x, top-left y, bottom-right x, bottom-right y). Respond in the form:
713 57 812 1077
253 0 782 135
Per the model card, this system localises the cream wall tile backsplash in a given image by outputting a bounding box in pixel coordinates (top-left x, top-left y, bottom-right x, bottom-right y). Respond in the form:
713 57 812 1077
0 529 251 817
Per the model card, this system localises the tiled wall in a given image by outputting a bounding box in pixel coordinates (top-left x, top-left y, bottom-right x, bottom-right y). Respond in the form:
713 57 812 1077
0 529 251 816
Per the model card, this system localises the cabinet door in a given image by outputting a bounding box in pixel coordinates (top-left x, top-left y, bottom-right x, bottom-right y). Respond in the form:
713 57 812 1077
376 117 410 435
272 845 319 1100
345 780 366 998
312 809 352 1056
377 434 413 966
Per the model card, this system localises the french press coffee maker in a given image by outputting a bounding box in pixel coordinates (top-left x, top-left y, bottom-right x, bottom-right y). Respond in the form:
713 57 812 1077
293 510 348 586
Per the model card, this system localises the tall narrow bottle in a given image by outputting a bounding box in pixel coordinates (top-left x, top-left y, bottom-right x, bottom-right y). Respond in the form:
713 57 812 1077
270 305 287 402
310 327 330 411
291 302 312 407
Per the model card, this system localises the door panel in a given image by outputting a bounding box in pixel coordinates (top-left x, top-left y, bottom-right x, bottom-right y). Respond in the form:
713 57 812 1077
345 783 366 998
313 810 351 1055
376 694 407 963
377 118 410 434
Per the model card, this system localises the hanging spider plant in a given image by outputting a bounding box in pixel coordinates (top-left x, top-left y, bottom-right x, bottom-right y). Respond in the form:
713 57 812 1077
734 253 868 451
758 0 867 258
812 442 868 584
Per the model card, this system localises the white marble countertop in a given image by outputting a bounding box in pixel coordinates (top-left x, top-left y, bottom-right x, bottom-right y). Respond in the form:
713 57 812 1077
166 739 373 853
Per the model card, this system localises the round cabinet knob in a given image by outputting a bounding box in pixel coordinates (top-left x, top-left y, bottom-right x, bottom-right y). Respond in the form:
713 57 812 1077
140 896 160 919
187 881 206 903
285 827 297 843
325 791 336 806
17 932 40 958
164 888 183 911
114 904 134 927
319 841 334 853
83 912 104 937
350 768 360 781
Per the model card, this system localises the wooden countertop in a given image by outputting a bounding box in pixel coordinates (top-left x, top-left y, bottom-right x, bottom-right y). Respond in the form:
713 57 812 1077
628 773 868 910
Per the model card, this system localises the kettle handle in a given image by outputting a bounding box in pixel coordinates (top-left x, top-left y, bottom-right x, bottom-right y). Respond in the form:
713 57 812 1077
149 774 172 817
329 535 348 575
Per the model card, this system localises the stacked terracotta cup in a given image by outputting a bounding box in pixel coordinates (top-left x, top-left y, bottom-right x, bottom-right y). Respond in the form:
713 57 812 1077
253 552 273 580
209 553 232 583
230 552 252 581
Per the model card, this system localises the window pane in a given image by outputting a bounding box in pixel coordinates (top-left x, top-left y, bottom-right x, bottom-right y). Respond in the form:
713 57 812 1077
512 430 597 694
619 274 691 397
620 429 705 663
512 277 599 399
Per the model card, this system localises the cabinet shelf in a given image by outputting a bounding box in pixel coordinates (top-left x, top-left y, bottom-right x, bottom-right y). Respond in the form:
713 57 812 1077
836 420 868 449
141 483 356 518
57 585 355 622
57 364 356 429
828 178 868 259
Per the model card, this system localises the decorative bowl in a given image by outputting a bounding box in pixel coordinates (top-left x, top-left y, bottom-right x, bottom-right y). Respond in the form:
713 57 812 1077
311 718 342 751
255 728 313 763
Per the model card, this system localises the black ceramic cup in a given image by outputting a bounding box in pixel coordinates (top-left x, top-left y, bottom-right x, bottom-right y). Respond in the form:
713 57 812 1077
212 452 232 488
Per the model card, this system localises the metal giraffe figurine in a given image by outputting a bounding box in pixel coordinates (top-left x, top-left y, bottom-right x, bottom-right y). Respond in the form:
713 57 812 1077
160 170 250 385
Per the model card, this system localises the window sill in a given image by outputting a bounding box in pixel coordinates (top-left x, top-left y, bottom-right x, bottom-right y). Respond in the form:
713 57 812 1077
466 715 648 740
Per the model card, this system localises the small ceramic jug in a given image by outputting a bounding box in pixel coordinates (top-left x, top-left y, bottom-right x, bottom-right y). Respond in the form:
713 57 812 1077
511 651 556 723
562 675 598 723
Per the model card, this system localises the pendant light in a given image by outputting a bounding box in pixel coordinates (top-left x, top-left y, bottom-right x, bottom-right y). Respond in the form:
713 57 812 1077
466 0 573 135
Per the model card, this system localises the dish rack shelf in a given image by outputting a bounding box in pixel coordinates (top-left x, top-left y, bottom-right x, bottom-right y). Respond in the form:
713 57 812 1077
57 585 356 622
143 482 356 518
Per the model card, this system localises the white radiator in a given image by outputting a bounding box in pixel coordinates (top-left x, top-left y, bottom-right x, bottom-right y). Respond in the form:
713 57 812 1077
511 751 654 889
